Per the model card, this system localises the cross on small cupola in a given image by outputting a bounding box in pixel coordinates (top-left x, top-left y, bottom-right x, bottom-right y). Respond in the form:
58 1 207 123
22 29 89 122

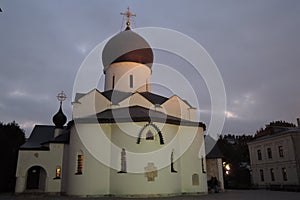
120 7 136 30
57 91 67 105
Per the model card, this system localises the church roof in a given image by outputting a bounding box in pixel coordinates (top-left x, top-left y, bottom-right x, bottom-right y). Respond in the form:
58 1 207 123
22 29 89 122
75 90 172 105
101 90 132 104
20 125 69 150
206 143 224 159
76 105 206 129
42 130 70 145
139 92 169 105
74 93 86 102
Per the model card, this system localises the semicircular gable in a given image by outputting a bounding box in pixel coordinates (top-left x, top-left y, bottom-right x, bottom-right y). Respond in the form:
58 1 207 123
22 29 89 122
73 89 111 118
161 95 194 120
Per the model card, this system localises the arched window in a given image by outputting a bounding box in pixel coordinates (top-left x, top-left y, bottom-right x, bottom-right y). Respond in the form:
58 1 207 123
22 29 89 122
76 151 83 175
129 74 133 88
146 130 154 140
137 123 164 144
192 174 199 185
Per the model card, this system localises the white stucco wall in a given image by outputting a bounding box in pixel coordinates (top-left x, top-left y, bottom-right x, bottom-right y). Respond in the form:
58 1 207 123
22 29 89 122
105 62 151 92
179 126 207 194
15 143 65 193
65 125 111 196
65 121 206 196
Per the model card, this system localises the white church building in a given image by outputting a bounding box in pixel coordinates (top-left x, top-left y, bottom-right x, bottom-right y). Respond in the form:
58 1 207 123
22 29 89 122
14 11 222 197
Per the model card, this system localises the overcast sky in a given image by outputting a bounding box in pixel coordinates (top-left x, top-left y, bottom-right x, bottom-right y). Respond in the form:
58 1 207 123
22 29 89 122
1 0 300 137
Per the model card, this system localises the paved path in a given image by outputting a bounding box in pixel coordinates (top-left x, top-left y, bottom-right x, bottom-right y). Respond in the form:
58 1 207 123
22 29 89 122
1 190 300 200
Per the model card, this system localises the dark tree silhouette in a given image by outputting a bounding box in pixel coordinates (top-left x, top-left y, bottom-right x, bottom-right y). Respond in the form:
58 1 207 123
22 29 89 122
0 121 25 193
218 134 253 189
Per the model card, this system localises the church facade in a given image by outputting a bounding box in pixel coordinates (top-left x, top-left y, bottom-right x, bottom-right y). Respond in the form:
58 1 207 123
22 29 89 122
15 16 211 197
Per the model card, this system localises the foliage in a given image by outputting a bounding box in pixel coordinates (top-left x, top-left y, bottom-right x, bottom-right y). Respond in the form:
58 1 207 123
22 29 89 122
0 121 25 193
218 134 253 189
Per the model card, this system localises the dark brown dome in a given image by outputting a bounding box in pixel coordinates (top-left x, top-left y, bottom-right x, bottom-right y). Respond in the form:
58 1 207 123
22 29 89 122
52 105 67 129
102 29 153 73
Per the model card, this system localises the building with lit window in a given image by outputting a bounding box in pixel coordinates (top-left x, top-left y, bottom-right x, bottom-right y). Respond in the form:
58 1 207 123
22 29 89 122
248 121 300 190
14 13 213 196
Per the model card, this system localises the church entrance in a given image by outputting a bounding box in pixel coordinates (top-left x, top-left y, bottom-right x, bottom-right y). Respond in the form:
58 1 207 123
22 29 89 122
26 166 46 191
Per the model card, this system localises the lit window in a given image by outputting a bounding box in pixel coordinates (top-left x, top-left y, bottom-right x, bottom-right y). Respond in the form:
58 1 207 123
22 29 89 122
267 148 272 159
278 146 284 158
129 75 133 88
76 154 83 175
55 166 61 179
282 168 287 181
260 169 264 182
257 149 262 160
146 131 154 140
270 168 275 181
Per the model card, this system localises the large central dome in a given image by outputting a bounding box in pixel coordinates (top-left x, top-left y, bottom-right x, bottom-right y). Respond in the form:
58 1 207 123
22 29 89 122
102 28 154 73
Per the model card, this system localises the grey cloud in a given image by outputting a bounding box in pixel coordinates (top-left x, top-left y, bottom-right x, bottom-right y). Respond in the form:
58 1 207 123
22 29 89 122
1 0 300 137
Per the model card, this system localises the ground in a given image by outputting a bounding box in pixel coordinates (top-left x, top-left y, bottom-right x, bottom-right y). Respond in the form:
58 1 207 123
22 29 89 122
1 190 300 200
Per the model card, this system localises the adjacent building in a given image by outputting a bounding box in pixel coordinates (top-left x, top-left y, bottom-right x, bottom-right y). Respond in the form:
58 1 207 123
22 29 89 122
248 120 300 190
206 142 224 191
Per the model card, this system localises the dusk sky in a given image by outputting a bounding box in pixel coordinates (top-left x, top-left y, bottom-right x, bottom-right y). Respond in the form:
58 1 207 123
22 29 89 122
1 0 300 137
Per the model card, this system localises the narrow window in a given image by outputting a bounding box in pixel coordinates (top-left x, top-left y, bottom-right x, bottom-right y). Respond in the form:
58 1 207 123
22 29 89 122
257 149 262 160
278 146 284 158
260 169 264 182
112 75 115 89
170 150 177 173
192 174 199 185
146 130 154 140
118 148 127 173
201 157 206 173
270 168 275 181
282 168 287 181
129 74 133 88
54 166 61 179
267 148 272 159
76 153 83 175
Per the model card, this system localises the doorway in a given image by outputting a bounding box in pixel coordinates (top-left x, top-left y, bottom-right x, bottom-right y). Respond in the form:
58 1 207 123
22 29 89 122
26 166 46 191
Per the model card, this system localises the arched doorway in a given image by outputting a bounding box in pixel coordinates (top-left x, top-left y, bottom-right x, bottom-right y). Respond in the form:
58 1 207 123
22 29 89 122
26 166 47 191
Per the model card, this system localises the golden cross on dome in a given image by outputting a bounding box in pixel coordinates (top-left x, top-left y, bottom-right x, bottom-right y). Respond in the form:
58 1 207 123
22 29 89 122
120 7 136 28
56 91 67 105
